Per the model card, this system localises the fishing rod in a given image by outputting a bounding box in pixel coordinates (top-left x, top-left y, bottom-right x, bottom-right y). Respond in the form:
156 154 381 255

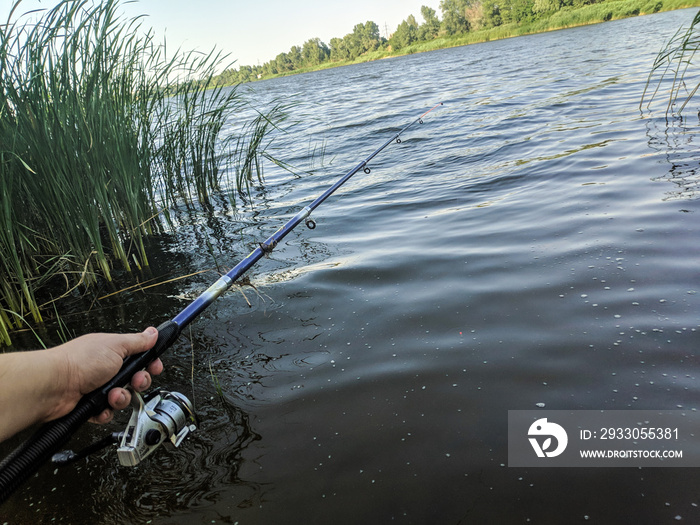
0 102 443 503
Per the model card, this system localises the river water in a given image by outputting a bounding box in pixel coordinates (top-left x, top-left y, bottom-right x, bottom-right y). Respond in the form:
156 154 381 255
3 9 700 524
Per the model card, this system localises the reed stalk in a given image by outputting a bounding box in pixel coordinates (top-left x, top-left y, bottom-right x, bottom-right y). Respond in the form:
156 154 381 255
0 0 285 344
641 8 700 115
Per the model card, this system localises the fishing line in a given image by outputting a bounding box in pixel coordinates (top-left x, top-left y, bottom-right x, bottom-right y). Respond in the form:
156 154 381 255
0 102 443 503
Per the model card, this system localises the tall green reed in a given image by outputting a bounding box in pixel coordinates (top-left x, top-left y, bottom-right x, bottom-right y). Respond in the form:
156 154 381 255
0 0 285 344
642 8 700 115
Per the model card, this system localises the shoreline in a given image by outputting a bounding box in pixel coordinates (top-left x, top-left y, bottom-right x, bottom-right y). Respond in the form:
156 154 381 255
228 2 700 85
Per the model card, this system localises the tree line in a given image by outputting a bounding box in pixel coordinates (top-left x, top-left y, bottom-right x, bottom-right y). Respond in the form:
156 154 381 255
214 0 661 84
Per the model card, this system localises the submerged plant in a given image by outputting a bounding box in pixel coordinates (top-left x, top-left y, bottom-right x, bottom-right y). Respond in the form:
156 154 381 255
208 358 226 402
642 8 700 115
0 0 286 344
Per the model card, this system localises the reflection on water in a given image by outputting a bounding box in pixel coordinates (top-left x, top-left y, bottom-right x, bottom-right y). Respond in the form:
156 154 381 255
645 115 700 200
3 9 700 524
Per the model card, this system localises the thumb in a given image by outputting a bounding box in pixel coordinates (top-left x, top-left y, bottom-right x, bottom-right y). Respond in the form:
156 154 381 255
119 326 159 357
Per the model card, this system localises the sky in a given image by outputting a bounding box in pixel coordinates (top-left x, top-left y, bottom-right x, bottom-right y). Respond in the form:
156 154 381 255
2 0 443 67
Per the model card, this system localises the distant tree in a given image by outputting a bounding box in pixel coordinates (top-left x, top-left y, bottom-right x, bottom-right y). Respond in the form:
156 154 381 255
501 0 536 23
358 21 382 52
263 61 278 76
330 37 348 62
440 0 470 34
302 38 330 66
275 52 292 72
329 37 349 61
481 0 503 27
288 45 302 68
465 1 486 31
391 15 419 50
418 6 441 40
533 0 561 13
340 33 357 59
216 67 238 86
331 21 383 60
237 65 256 82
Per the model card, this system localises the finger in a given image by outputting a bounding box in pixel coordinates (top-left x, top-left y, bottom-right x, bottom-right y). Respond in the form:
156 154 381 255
89 408 114 425
130 371 151 392
146 358 164 377
108 387 131 410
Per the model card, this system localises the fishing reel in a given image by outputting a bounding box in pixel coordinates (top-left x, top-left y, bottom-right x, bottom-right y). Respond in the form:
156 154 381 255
117 389 197 466
52 389 197 467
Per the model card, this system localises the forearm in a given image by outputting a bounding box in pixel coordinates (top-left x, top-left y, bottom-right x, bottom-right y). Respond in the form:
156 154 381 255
0 349 66 442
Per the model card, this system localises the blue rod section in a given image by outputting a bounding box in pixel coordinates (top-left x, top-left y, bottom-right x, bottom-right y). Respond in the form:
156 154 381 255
172 102 443 329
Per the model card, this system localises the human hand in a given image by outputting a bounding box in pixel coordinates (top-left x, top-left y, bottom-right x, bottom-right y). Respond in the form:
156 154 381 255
49 327 163 424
